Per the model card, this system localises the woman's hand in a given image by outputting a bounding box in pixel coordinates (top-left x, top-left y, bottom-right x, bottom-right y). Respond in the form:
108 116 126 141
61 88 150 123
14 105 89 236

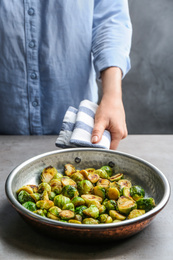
91 67 128 150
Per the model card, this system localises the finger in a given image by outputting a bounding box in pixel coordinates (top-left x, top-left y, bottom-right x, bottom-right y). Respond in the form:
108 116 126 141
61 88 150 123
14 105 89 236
91 121 106 144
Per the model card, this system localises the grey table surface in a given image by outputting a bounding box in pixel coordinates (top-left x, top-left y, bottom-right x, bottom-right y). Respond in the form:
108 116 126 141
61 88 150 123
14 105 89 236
0 135 172 260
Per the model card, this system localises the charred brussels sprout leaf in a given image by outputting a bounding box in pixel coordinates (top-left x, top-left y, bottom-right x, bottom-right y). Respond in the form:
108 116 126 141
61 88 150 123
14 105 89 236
22 201 37 212
101 166 113 177
17 185 33 195
127 209 145 219
62 185 79 199
96 178 110 189
130 185 145 201
118 179 132 189
109 173 124 182
136 198 155 212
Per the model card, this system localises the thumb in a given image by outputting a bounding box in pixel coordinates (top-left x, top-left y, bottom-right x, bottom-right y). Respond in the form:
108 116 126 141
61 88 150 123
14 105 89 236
91 120 106 144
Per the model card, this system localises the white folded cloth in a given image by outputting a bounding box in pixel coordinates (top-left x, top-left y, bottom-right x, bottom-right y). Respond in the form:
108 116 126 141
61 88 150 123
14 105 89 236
55 100 111 149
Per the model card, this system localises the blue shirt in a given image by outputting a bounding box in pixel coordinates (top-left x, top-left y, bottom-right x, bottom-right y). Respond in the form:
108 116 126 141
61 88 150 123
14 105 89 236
0 0 132 135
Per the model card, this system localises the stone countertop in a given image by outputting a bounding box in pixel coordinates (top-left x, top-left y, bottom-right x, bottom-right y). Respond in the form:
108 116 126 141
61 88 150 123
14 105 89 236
0 135 172 260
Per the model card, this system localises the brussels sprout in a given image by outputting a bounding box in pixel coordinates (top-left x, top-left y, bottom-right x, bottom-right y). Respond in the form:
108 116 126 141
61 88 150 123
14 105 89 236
130 185 145 201
47 206 61 220
81 194 103 204
75 205 87 217
30 192 41 202
74 214 83 222
54 194 71 209
41 166 58 183
127 209 145 219
82 218 99 224
101 166 113 177
41 190 49 200
103 199 117 211
18 190 34 204
99 214 113 224
98 205 106 214
48 191 56 201
109 173 123 182
71 172 85 183
62 203 75 211
17 185 33 194
61 185 79 199
61 177 77 188
68 219 82 224
80 170 99 184
113 220 122 223
94 169 109 179
107 187 120 200
22 201 37 212
49 179 63 194
93 186 106 199
109 210 126 220
71 196 85 207
121 187 131 197
38 182 51 193
59 210 75 220
96 178 110 189
52 172 64 180
77 180 93 195
36 200 54 210
33 209 47 217
117 196 137 215
118 179 132 189
28 185 38 193
84 168 95 174
136 198 155 212
64 164 76 177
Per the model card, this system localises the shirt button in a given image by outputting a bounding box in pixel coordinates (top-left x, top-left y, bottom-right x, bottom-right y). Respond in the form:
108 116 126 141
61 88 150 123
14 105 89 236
32 101 38 107
28 8 35 16
30 72 37 79
28 40 35 48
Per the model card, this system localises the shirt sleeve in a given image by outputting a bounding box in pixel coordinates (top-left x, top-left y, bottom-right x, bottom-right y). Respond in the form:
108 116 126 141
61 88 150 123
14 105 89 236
92 0 132 79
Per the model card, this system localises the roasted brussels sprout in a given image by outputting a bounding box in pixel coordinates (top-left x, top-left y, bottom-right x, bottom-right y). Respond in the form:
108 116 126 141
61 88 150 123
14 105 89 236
47 206 61 220
101 166 113 177
127 209 145 219
52 172 64 180
59 210 75 220
74 214 83 222
117 196 137 215
109 210 126 220
49 179 63 195
64 164 76 177
54 194 71 209
77 180 93 195
103 199 117 211
136 198 155 212
75 205 87 217
61 176 77 188
93 186 106 199
68 219 82 224
36 199 54 210
17 185 33 195
82 218 99 224
81 194 103 204
83 205 99 219
95 169 109 179
96 178 110 189
107 187 120 200
71 172 85 183
41 190 49 200
38 182 51 193
41 166 58 183
33 209 47 217
118 179 132 189
99 214 113 224
130 185 145 201
121 187 131 197
18 190 34 204
48 191 56 201
30 192 41 202
22 201 37 212
71 196 85 207
109 173 124 182
62 185 79 199
62 203 75 211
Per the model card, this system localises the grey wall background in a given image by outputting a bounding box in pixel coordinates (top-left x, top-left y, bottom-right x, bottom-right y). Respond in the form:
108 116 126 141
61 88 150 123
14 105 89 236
123 0 173 134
